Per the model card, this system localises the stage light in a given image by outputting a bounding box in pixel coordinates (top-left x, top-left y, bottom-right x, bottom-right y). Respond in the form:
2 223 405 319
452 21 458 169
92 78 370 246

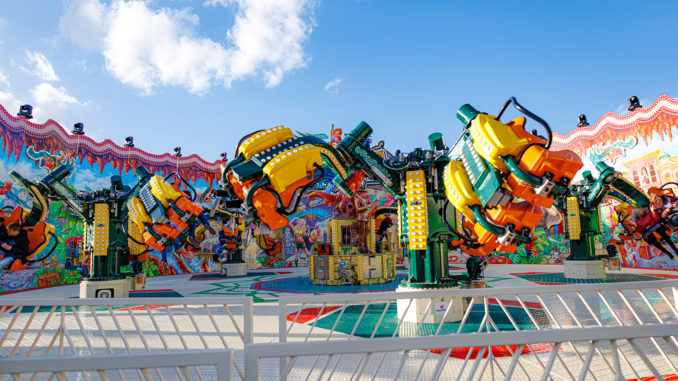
628 96 642 112
17 105 33 119
577 114 589 127
72 123 85 135
220 152 228 162
124 136 134 148
173 146 182 157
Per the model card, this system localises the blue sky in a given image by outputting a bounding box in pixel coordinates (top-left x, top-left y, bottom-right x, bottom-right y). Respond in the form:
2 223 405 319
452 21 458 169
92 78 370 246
0 1 676 160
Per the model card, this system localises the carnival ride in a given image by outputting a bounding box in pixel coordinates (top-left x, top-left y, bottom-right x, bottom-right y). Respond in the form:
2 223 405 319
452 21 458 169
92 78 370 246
9 164 213 297
5 95 678 298
221 97 598 288
554 161 651 277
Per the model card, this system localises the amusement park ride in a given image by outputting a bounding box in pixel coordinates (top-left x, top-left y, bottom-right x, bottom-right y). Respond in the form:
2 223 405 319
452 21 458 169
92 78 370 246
5 97 668 304
217 96 673 320
10 163 215 297
221 97 625 284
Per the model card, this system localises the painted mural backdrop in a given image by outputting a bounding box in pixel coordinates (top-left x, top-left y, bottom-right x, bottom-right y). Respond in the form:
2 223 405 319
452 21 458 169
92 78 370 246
0 105 224 294
2 95 678 294
0 105 401 294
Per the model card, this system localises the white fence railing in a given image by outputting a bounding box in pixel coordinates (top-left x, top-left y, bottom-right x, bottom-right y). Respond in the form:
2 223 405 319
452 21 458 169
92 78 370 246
278 279 678 342
274 280 678 380
0 297 252 380
0 349 233 381
246 323 678 381
2 281 677 380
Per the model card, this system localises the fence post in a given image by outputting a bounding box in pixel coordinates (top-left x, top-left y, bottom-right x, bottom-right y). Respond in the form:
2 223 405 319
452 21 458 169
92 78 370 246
279 300 288 381
217 349 234 381
244 297 254 344
245 346 260 381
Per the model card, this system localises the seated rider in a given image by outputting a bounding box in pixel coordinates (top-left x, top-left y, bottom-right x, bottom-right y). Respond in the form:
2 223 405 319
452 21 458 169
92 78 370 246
0 216 7 244
630 207 676 260
650 193 678 226
0 223 30 270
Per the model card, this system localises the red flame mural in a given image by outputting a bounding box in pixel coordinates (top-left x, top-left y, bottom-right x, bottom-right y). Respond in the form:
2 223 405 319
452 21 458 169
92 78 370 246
0 105 221 184
552 94 678 155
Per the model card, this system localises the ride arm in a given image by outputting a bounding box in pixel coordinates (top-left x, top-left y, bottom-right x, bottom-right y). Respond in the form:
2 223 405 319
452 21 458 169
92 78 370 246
123 166 153 206
223 124 389 230
335 122 401 194
10 164 86 221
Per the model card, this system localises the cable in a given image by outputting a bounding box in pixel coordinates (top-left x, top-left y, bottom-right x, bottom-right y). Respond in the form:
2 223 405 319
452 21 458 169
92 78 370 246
165 171 198 201
510 97 552 149
442 199 478 243
122 215 148 246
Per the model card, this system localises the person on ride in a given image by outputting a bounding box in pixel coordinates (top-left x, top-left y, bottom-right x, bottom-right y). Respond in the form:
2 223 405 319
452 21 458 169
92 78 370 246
0 217 7 244
0 223 30 270
630 207 676 259
650 193 678 226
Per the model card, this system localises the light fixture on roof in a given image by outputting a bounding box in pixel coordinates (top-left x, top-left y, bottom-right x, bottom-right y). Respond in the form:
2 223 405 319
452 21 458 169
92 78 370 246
124 136 134 148
220 152 228 162
17 105 33 119
628 96 642 112
577 114 589 127
173 146 182 157
72 122 85 135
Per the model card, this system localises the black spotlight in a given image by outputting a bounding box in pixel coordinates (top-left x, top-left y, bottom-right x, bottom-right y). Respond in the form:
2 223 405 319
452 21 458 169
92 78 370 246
628 96 642 112
124 136 134 148
577 114 589 127
173 146 182 157
72 122 85 135
17 105 33 119
220 152 228 162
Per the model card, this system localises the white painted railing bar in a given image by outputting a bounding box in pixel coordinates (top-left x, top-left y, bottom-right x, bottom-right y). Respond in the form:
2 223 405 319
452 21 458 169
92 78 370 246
87 305 126 380
534 293 598 381
276 279 678 304
610 289 678 376
516 294 577 381
657 288 678 319
26 305 56 357
245 324 678 381
277 280 678 351
485 308 534 380
0 296 253 380
0 349 233 381
0 296 252 307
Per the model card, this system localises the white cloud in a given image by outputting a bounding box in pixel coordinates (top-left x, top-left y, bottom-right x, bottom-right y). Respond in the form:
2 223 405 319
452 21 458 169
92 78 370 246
203 0 230 6
20 51 60 82
31 83 80 107
60 0 107 52
70 168 113 191
323 77 343 95
0 69 21 113
30 83 88 119
61 0 317 94
0 160 48 184
0 70 10 89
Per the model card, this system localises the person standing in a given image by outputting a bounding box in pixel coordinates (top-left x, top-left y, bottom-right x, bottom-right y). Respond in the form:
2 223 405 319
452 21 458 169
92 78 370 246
355 189 370 252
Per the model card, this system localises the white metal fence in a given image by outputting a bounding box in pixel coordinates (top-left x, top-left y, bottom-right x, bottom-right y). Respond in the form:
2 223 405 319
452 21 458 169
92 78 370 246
2 281 677 380
246 323 678 381
0 297 252 380
272 280 678 380
278 280 678 342
0 349 233 381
